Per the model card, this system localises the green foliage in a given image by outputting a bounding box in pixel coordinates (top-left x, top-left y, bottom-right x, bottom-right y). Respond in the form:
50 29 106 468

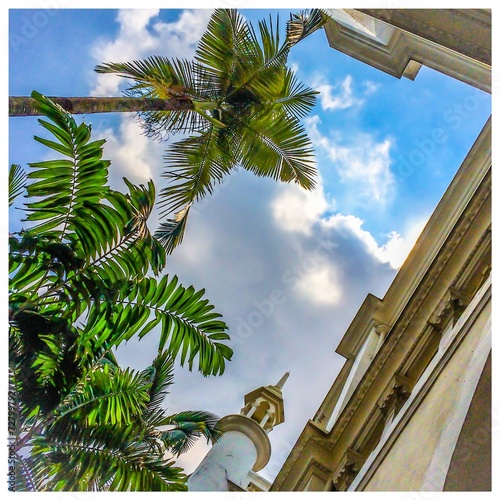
96 8 328 252
9 164 27 206
9 92 231 491
20 355 206 491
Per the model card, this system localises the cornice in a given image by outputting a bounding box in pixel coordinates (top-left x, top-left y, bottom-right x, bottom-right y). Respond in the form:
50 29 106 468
357 9 491 66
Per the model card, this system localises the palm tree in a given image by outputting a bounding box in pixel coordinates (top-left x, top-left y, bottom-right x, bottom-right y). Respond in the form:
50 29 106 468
9 9 329 253
9 92 231 491
14 351 222 491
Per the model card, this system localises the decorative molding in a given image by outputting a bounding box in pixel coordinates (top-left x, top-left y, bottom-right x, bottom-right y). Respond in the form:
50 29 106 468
428 287 472 330
325 9 491 92
451 226 491 293
333 449 365 491
378 373 414 418
295 458 332 492
357 9 491 66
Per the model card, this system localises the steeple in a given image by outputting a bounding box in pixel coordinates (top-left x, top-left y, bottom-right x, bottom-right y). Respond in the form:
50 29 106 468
188 373 289 491
240 372 289 433
275 371 290 390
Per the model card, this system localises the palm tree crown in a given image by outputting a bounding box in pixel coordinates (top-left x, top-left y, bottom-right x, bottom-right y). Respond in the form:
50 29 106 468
96 9 328 252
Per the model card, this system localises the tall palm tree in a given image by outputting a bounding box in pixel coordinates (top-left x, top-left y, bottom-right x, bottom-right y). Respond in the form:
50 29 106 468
9 9 329 252
9 92 231 491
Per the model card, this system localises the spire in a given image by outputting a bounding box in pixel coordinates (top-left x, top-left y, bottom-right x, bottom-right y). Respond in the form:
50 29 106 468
275 371 290 390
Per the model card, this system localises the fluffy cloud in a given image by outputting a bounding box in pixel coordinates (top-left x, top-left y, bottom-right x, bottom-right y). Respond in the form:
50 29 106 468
94 117 164 190
90 9 212 96
314 75 362 111
271 179 334 235
334 136 394 203
115 165 415 478
322 214 415 269
294 266 342 306
313 75 381 112
306 115 395 205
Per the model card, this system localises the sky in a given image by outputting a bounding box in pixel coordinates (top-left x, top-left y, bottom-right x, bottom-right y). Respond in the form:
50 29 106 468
6 1 493 488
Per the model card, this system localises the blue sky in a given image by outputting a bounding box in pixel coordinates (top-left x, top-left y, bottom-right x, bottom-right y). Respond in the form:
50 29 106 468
7 5 492 483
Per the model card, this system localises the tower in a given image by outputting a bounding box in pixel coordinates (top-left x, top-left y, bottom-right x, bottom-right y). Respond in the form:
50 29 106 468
187 373 289 491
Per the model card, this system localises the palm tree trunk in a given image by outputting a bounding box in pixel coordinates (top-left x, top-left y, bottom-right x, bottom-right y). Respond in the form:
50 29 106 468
9 96 195 117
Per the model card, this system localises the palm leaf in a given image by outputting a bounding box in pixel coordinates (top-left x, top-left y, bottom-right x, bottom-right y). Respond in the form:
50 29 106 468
286 8 330 48
154 204 191 257
237 110 317 189
30 426 188 491
129 275 233 376
267 66 319 119
141 352 175 422
9 164 27 206
24 91 110 241
54 363 150 426
159 129 235 217
159 410 222 456
195 9 253 93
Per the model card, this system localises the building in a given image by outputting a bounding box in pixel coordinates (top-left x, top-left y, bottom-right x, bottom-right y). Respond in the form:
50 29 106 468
270 8 492 492
189 9 492 492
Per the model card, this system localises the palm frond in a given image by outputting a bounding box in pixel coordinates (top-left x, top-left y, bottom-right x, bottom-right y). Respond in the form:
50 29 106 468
54 363 150 426
130 275 232 376
25 91 110 238
159 130 234 217
30 428 188 491
195 9 254 93
154 204 191 255
141 351 175 421
159 410 222 456
269 67 319 118
96 57 214 137
286 8 330 48
9 164 27 206
237 110 317 189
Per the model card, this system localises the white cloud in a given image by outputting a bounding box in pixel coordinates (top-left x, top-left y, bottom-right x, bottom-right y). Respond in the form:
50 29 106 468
362 80 381 95
90 9 212 96
117 9 159 34
314 75 363 111
153 9 213 49
306 115 395 205
271 179 334 235
295 266 342 305
376 217 428 269
335 136 394 203
95 118 163 189
322 213 417 269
